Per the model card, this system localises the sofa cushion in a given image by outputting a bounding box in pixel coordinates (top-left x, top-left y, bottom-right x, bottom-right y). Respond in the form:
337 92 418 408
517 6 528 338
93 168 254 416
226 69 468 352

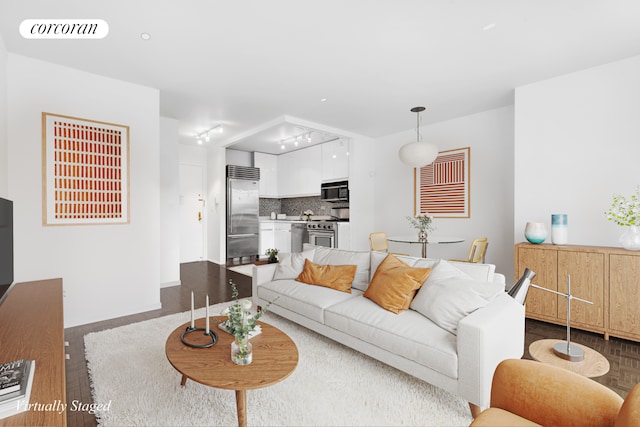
324 296 459 379
273 250 316 280
363 254 432 314
257 279 362 323
296 259 357 293
411 277 504 335
449 261 495 282
312 247 371 291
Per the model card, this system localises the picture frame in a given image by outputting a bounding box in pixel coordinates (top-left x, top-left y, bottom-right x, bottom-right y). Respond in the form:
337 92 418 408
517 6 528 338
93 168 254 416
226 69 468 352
414 147 470 218
42 112 130 225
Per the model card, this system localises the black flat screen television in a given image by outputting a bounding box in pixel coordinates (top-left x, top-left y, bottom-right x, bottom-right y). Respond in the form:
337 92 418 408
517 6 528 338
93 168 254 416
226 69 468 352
0 197 14 308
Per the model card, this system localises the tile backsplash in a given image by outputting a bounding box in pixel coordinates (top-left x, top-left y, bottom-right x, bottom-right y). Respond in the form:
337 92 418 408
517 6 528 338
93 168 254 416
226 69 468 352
260 196 348 218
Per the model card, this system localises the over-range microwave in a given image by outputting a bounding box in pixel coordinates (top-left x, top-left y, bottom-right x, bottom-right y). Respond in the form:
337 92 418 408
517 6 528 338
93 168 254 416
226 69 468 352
320 180 349 202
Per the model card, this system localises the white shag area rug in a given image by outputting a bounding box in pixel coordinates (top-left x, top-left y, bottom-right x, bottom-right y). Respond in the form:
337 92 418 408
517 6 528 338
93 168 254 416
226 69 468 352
228 264 254 277
85 302 473 426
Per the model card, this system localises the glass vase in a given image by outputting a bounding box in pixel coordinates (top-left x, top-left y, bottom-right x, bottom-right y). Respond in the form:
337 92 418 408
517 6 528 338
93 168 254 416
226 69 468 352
231 337 253 365
620 225 640 251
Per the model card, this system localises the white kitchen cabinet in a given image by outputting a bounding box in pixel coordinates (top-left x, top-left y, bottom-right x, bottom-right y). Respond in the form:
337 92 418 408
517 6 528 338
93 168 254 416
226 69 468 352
254 152 278 198
259 221 275 256
274 222 292 253
259 221 291 255
278 144 322 197
321 139 350 182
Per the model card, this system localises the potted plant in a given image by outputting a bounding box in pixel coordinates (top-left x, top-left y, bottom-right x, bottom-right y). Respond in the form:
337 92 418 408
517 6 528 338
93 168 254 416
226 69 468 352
605 186 640 250
265 248 279 263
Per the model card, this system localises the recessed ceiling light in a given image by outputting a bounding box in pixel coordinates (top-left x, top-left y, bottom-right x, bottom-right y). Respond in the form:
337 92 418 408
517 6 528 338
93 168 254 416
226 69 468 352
482 23 496 31
320 98 327 102
140 32 151 40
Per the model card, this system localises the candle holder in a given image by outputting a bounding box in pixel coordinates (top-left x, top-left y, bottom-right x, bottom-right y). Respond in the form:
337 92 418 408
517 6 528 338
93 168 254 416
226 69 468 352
180 325 218 349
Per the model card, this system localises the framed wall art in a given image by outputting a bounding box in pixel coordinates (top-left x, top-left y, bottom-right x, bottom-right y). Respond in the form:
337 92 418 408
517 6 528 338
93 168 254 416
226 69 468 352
414 147 470 218
42 112 130 225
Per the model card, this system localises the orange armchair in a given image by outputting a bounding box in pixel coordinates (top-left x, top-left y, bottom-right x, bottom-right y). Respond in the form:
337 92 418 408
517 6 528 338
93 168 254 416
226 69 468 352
470 359 640 427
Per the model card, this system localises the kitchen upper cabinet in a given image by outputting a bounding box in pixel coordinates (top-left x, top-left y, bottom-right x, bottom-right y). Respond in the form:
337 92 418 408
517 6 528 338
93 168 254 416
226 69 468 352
254 152 278 198
278 145 322 197
321 139 350 181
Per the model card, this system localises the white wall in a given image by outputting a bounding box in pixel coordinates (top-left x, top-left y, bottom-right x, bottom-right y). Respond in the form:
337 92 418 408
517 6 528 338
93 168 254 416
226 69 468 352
0 34 7 198
226 148 252 167
515 55 640 249
372 106 515 280
7 54 161 327
160 117 180 287
346 135 376 251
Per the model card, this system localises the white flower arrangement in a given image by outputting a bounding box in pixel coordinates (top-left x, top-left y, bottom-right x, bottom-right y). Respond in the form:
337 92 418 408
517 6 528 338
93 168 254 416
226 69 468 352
303 209 314 220
605 186 640 227
406 213 435 232
220 280 269 340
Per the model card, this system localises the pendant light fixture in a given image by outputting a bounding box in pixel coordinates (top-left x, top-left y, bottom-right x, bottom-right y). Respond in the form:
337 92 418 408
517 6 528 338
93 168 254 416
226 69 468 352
398 106 438 168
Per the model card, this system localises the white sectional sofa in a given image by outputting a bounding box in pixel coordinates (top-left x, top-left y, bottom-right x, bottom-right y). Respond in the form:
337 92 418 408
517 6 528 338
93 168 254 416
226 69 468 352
251 245 525 411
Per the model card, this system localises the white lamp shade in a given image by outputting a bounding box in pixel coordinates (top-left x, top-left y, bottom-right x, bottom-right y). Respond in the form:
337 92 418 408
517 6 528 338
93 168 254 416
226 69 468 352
398 141 438 168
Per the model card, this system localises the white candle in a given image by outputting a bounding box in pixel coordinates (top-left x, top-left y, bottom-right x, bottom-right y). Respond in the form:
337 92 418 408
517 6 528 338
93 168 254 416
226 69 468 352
205 295 210 334
190 291 195 329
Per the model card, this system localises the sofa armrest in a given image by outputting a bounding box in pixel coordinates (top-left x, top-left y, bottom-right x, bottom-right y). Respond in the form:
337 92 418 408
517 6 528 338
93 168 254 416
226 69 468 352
251 263 278 306
456 293 525 408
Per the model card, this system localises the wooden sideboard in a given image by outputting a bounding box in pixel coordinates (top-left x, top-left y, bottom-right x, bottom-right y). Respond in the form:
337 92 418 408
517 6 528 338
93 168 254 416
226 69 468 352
515 242 640 342
0 279 66 426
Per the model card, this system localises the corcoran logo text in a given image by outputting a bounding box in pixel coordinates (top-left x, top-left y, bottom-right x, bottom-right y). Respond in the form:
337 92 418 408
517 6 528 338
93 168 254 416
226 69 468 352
19 19 109 39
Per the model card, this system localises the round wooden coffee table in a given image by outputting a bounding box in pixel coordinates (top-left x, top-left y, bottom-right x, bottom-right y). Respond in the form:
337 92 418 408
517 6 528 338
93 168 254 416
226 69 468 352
166 316 298 427
529 339 610 378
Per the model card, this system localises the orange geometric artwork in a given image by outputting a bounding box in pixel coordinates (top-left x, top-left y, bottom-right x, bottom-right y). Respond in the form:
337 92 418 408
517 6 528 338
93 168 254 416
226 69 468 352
414 147 470 218
42 113 130 225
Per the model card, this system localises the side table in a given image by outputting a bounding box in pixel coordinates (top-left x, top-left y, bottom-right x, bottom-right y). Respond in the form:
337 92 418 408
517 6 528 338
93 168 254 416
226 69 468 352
529 339 610 378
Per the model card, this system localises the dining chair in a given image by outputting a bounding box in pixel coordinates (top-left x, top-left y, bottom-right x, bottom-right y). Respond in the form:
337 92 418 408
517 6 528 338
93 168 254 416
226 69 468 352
369 232 409 256
451 237 488 263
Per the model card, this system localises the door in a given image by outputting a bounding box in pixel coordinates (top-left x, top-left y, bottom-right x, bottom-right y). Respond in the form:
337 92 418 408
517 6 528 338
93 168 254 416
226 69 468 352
179 164 205 263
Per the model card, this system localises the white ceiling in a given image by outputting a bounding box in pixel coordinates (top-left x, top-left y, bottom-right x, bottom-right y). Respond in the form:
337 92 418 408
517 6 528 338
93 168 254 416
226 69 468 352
1 1 640 154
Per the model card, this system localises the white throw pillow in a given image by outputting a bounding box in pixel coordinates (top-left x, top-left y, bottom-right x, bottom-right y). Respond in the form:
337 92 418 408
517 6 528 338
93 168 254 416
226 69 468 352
412 277 504 335
410 260 469 313
273 250 316 280
449 261 495 281
313 247 371 291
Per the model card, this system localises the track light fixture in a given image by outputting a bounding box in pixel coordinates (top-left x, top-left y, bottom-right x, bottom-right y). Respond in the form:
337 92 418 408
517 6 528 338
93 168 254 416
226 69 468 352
195 124 223 144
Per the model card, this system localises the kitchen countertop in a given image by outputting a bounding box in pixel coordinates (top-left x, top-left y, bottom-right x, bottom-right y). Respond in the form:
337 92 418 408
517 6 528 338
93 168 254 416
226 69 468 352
259 216 350 224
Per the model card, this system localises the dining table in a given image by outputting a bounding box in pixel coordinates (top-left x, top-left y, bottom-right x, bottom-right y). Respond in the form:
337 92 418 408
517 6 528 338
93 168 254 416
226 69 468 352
386 235 464 258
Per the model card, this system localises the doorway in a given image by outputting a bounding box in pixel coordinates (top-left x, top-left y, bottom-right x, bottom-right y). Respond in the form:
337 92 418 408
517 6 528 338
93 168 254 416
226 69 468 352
179 164 206 263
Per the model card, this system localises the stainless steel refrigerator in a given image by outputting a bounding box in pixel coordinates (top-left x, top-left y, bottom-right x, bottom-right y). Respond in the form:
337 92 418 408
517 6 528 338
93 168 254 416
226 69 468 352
226 165 260 262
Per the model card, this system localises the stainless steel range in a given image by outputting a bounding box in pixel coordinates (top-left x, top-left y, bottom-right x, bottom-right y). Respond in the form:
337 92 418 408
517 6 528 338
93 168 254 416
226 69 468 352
307 221 338 248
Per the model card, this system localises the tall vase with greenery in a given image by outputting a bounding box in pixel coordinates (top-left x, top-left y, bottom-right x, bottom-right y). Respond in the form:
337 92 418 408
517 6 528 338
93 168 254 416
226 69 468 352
221 280 272 365
406 213 435 242
605 186 640 250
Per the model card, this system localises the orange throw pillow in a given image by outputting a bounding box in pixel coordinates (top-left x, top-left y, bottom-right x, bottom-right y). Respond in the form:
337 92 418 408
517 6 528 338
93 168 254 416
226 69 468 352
364 254 432 314
295 259 357 293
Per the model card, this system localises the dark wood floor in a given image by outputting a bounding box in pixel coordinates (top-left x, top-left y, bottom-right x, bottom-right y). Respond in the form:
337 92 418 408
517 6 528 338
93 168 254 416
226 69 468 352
64 261 640 426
